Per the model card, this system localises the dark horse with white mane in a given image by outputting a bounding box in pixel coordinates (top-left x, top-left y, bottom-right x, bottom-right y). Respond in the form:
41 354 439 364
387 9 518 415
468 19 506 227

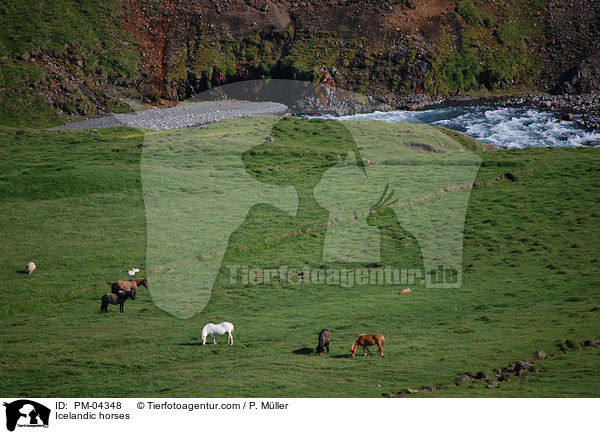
351 333 385 357
316 329 331 355
111 278 147 294
101 290 135 313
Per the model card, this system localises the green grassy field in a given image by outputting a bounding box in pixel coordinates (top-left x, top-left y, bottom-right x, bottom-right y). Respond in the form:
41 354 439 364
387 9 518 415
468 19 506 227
0 119 599 397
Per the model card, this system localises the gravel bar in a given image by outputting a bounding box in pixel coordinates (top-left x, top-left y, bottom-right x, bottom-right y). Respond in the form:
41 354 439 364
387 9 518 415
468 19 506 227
52 100 289 131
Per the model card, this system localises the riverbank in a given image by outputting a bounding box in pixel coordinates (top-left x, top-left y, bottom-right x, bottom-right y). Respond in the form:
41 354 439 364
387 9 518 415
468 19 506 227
51 90 600 148
53 100 288 131
393 91 600 131
495 93 600 130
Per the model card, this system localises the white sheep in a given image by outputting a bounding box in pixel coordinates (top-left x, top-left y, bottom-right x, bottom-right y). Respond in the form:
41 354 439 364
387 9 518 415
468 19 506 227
26 262 36 274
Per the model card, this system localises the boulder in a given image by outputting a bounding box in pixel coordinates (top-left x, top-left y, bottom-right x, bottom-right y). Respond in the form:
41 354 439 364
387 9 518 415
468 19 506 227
474 371 487 381
565 339 580 349
562 113 575 121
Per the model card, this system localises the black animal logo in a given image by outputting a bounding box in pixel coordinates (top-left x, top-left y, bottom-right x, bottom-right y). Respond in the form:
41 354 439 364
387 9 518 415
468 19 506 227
3 400 50 431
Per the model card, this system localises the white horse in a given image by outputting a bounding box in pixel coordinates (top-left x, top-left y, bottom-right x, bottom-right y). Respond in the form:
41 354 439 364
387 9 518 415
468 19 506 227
201 321 234 345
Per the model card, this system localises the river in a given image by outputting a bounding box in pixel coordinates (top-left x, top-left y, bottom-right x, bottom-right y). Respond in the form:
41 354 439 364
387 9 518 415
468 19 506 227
333 105 600 148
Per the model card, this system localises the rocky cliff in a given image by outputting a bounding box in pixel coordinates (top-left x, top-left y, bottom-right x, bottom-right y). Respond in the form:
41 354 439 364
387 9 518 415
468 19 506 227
1 0 598 127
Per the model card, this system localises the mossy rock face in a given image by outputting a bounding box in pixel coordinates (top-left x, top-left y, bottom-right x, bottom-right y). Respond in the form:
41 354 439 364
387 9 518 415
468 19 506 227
2 0 599 127
428 1 547 97
105 98 132 114
456 0 493 27
155 1 553 103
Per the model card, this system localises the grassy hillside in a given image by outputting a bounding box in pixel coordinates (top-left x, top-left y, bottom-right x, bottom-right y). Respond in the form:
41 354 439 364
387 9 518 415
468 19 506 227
0 120 599 397
0 0 139 128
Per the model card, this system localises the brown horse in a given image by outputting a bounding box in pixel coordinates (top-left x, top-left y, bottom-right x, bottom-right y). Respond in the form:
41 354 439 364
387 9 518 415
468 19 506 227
350 334 385 357
316 329 331 355
111 278 147 294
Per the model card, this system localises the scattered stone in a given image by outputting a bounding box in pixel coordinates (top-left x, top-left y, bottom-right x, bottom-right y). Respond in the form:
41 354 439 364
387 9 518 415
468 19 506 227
503 172 516 182
390 336 599 398
458 374 471 383
403 0 416 10
388 383 445 397
496 374 510 382
565 339 580 349
496 92 600 120
562 113 575 121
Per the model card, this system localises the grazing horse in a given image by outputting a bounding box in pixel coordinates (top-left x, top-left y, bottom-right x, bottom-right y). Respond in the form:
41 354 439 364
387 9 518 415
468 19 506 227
202 322 234 345
111 278 147 294
351 334 385 357
316 329 331 355
101 290 135 313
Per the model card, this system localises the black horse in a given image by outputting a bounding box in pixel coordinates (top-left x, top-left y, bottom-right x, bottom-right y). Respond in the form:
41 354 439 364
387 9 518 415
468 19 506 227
316 328 331 355
101 290 135 313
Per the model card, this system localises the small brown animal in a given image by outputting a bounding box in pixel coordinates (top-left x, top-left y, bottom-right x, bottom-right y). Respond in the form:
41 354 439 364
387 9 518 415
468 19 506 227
351 333 385 357
317 329 331 355
111 278 147 294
